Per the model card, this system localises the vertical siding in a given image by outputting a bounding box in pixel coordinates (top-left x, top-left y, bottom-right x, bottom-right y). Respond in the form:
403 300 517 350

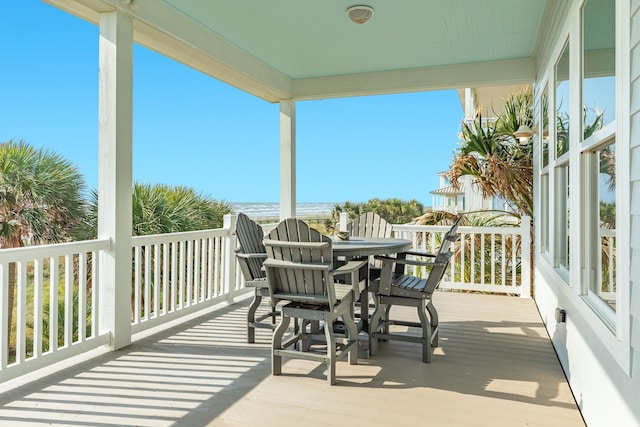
630 0 640 389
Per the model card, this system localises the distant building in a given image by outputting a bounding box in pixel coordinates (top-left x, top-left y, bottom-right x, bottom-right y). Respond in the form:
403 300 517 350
430 172 504 214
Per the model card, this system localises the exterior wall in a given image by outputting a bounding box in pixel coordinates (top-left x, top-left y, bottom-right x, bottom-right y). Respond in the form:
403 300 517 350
629 0 640 407
533 1 639 426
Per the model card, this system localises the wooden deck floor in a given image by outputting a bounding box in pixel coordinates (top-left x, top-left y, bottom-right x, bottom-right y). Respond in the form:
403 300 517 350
0 292 584 426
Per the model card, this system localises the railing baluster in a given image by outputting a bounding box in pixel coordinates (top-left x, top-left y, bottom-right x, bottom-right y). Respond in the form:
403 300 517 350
78 252 87 342
179 240 185 309
171 241 177 312
64 255 73 348
162 243 169 314
92 251 99 338
470 231 476 284
480 234 485 285
207 237 214 299
33 258 43 358
214 236 221 297
132 247 139 323
144 243 151 320
512 233 517 288
194 239 200 303
154 243 160 317
17 261 27 363
501 232 507 287
187 240 193 307
49 257 59 353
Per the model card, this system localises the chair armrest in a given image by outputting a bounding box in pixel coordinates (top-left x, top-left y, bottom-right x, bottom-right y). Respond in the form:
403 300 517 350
333 259 368 276
235 250 268 260
263 239 330 250
263 258 332 271
374 254 444 268
402 250 436 258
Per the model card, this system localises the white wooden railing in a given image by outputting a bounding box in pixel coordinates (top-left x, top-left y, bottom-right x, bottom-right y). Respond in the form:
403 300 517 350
0 213 533 384
0 238 111 382
392 217 532 297
130 221 243 335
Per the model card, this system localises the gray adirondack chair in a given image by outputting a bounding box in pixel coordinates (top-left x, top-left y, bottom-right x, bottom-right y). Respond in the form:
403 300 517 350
348 211 394 239
347 211 393 278
263 218 365 385
345 212 394 325
369 216 462 363
234 213 278 343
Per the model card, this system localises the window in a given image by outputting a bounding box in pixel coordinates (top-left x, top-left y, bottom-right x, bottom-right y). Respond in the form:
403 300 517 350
581 0 616 318
554 40 570 280
538 85 550 254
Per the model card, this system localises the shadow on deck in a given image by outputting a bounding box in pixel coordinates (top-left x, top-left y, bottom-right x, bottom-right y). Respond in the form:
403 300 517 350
0 292 584 426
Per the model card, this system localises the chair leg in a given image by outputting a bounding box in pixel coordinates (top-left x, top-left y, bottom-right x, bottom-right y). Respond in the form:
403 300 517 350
342 309 358 365
369 300 385 357
417 304 432 363
324 315 337 385
272 314 290 376
426 300 439 347
383 305 391 335
247 289 262 343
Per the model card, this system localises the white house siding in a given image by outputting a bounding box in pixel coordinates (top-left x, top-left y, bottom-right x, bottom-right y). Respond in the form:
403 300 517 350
629 0 640 412
533 1 640 426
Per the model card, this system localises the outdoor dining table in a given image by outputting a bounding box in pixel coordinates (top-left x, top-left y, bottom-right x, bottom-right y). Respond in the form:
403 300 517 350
330 236 412 333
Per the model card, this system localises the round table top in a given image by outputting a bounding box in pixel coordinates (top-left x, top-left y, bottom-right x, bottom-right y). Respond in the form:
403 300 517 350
330 236 412 257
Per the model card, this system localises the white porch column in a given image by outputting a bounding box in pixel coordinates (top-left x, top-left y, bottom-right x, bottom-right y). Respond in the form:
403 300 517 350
279 100 296 220
98 11 133 350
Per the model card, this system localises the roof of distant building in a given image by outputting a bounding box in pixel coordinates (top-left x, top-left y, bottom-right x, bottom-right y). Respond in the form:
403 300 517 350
430 184 464 195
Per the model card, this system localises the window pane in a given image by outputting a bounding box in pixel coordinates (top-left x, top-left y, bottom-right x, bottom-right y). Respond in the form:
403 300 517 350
541 173 549 253
582 0 615 133
592 141 616 310
541 86 550 167
556 165 570 273
556 42 570 158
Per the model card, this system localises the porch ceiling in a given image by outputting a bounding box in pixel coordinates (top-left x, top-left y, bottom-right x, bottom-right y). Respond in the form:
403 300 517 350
46 0 551 102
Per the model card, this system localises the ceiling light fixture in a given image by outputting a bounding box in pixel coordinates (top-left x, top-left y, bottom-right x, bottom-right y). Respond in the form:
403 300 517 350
515 124 534 145
347 5 374 24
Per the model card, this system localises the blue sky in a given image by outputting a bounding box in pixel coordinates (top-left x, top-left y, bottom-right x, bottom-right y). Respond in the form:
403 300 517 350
0 1 464 205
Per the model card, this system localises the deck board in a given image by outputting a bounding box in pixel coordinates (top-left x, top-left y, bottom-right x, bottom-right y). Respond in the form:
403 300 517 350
0 292 584 426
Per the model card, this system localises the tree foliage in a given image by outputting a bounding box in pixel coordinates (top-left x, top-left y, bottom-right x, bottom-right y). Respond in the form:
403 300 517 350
78 183 233 239
325 198 424 233
0 139 87 247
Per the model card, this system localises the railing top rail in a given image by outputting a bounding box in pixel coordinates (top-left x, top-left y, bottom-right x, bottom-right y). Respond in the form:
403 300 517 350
0 238 111 263
392 223 522 234
132 227 231 246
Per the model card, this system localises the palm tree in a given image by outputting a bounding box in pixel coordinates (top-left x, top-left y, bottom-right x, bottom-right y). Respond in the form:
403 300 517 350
449 88 534 218
78 183 233 239
0 139 86 351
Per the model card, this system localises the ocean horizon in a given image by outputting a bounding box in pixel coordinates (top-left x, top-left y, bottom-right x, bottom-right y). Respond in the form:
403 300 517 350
231 202 336 218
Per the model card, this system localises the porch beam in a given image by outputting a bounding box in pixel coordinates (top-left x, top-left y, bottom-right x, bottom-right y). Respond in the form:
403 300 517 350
292 58 535 101
279 100 296 220
97 10 133 350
